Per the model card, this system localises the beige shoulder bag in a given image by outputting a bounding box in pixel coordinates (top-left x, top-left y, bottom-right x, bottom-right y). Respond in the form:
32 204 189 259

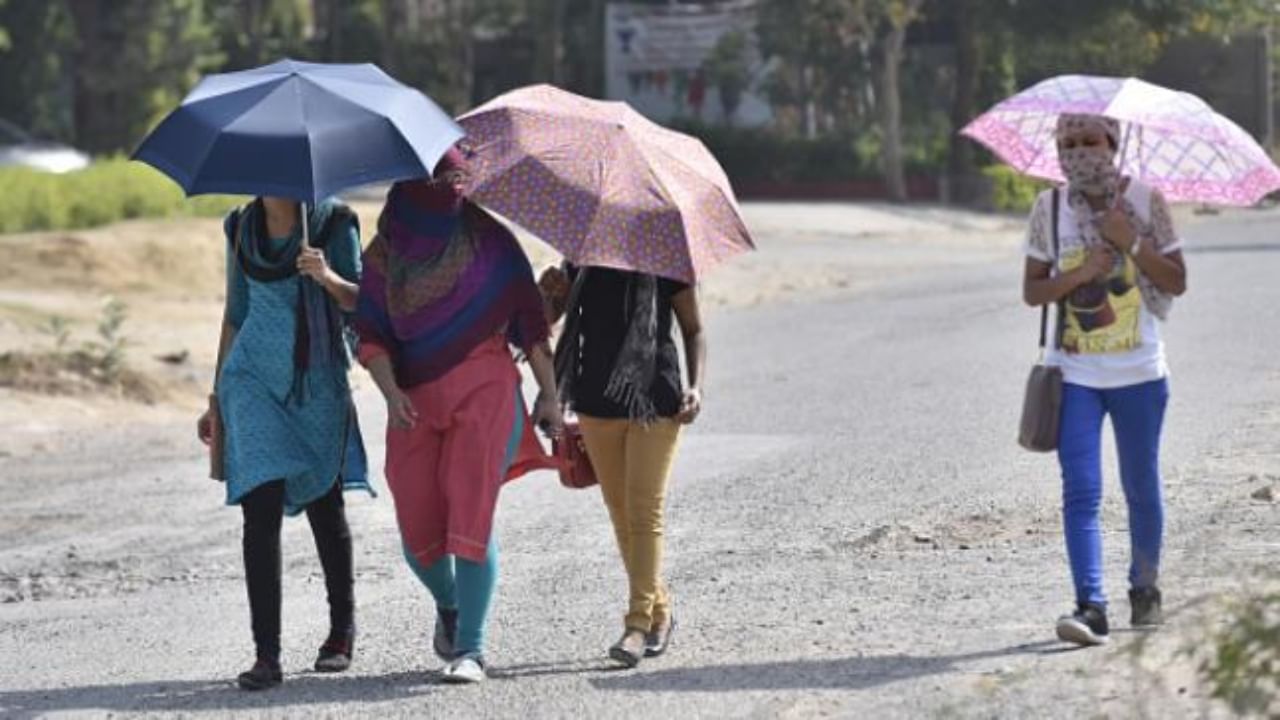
1018 189 1063 452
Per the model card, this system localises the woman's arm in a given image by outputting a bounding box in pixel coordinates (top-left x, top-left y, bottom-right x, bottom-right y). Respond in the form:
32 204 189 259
538 265 570 326
199 216 248 445
298 247 359 311
299 215 363 311
1131 247 1187 296
525 340 564 435
1023 248 1113 307
363 352 418 430
672 286 705 424
1099 200 1187 297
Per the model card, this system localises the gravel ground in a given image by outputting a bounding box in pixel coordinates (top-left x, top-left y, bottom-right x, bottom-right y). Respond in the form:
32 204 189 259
1 205 1278 719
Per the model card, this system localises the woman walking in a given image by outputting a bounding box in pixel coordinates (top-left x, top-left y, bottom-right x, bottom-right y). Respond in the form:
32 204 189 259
197 196 370 690
1022 113 1187 646
355 148 562 685
543 262 705 668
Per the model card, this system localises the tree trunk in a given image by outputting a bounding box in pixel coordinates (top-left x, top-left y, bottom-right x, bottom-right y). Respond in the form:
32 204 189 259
66 0 103 152
532 0 566 84
327 0 343 60
878 25 908 202
947 0 982 203
380 0 398 69
803 66 817 140
245 0 264 65
447 0 474 111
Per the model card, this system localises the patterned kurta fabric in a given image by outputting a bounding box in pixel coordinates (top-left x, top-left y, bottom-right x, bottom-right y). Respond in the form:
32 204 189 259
218 206 370 515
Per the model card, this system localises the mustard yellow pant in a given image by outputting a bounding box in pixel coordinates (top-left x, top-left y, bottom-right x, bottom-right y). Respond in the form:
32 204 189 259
578 415 682 632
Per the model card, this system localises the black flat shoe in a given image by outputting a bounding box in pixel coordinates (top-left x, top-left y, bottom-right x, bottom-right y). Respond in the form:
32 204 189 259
608 630 646 669
315 630 355 673
237 658 283 691
645 616 676 658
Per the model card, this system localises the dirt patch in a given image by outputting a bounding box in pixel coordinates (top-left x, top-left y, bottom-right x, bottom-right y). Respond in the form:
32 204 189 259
0 349 166 404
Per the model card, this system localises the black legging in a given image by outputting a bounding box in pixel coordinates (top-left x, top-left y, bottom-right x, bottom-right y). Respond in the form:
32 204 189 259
241 480 353 661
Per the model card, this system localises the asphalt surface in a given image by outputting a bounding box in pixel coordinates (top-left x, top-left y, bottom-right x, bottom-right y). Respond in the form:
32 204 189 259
2 206 1278 718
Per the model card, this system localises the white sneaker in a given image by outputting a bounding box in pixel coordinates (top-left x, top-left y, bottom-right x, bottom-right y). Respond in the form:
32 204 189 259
442 653 486 684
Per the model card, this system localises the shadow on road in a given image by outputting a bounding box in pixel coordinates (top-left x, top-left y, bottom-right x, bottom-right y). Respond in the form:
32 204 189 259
0 670 435 718
589 640 1062 693
1184 242 1280 255
491 658 618 680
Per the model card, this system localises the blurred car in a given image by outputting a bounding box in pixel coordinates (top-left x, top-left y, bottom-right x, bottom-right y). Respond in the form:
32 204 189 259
0 118 90 173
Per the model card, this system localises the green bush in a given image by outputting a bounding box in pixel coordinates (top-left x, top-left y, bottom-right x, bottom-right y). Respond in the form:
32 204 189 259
667 122 897 185
1202 589 1280 716
0 159 242 234
983 164 1047 213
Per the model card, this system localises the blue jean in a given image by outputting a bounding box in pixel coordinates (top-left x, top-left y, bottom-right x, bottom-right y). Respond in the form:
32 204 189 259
1058 379 1169 607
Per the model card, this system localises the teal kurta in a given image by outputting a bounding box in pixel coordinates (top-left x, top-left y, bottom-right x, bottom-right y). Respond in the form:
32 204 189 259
217 201 371 515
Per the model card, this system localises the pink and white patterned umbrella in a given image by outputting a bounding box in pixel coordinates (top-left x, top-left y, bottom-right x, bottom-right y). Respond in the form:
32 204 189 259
458 84 754 283
962 74 1280 206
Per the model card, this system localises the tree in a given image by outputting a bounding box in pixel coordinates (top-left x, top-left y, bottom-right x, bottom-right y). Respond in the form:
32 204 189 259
206 0 311 71
0 1 74 140
67 0 218 154
757 0 876 139
870 0 925 202
704 31 751 124
531 0 567 85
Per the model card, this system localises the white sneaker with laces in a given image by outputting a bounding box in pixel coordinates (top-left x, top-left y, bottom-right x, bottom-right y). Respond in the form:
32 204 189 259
442 653 486 684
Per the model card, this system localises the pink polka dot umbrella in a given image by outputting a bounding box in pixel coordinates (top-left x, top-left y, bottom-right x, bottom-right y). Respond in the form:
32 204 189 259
458 84 755 283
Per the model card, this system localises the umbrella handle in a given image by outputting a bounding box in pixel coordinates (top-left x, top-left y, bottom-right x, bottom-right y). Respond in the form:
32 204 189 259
301 202 311 248
1112 124 1134 211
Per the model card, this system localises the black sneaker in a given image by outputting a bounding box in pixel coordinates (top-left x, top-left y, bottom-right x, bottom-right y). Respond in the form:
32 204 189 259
1129 587 1163 627
1055 603 1110 646
434 607 459 661
237 657 283 691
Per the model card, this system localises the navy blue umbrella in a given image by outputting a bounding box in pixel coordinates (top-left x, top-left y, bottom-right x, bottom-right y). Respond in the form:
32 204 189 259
133 59 464 205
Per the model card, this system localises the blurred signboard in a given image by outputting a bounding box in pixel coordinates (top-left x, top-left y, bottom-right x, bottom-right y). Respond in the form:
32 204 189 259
604 1 772 126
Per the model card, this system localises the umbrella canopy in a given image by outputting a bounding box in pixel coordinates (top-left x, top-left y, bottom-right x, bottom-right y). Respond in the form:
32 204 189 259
961 74 1280 206
458 84 753 283
134 59 464 204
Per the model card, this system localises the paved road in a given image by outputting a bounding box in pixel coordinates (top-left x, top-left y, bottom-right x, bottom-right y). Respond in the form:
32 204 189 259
2 207 1279 718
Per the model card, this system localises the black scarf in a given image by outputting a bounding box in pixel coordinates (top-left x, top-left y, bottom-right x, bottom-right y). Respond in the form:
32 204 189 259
554 267 660 423
230 199 352 404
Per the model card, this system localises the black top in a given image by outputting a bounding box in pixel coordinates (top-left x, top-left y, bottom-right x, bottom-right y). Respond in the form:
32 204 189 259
566 266 688 419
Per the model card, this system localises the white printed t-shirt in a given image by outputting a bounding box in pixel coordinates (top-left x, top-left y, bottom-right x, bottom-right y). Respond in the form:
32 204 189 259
1024 181 1182 390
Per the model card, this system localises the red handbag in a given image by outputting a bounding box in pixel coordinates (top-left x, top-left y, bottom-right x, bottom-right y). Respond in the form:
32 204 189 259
553 422 597 489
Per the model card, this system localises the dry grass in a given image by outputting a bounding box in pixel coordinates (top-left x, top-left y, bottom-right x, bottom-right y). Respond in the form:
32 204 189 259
0 349 165 404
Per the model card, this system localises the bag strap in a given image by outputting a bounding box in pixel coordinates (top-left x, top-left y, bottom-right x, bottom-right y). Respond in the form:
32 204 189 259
1037 189 1062 351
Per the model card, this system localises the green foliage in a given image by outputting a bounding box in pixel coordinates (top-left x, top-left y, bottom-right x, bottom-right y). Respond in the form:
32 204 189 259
756 0 876 137
92 297 129 380
40 315 71 353
671 121 897 184
704 31 752 124
982 165 1045 212
0 1 74 141
65 0 220 154
1202 589 1280 716
0 160 241 234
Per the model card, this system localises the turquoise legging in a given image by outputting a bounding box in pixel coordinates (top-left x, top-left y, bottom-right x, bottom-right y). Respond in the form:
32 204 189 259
404 540 498 655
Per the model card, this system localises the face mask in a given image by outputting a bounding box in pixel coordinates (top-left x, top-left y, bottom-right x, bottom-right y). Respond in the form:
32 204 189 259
1058 145 1119 195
